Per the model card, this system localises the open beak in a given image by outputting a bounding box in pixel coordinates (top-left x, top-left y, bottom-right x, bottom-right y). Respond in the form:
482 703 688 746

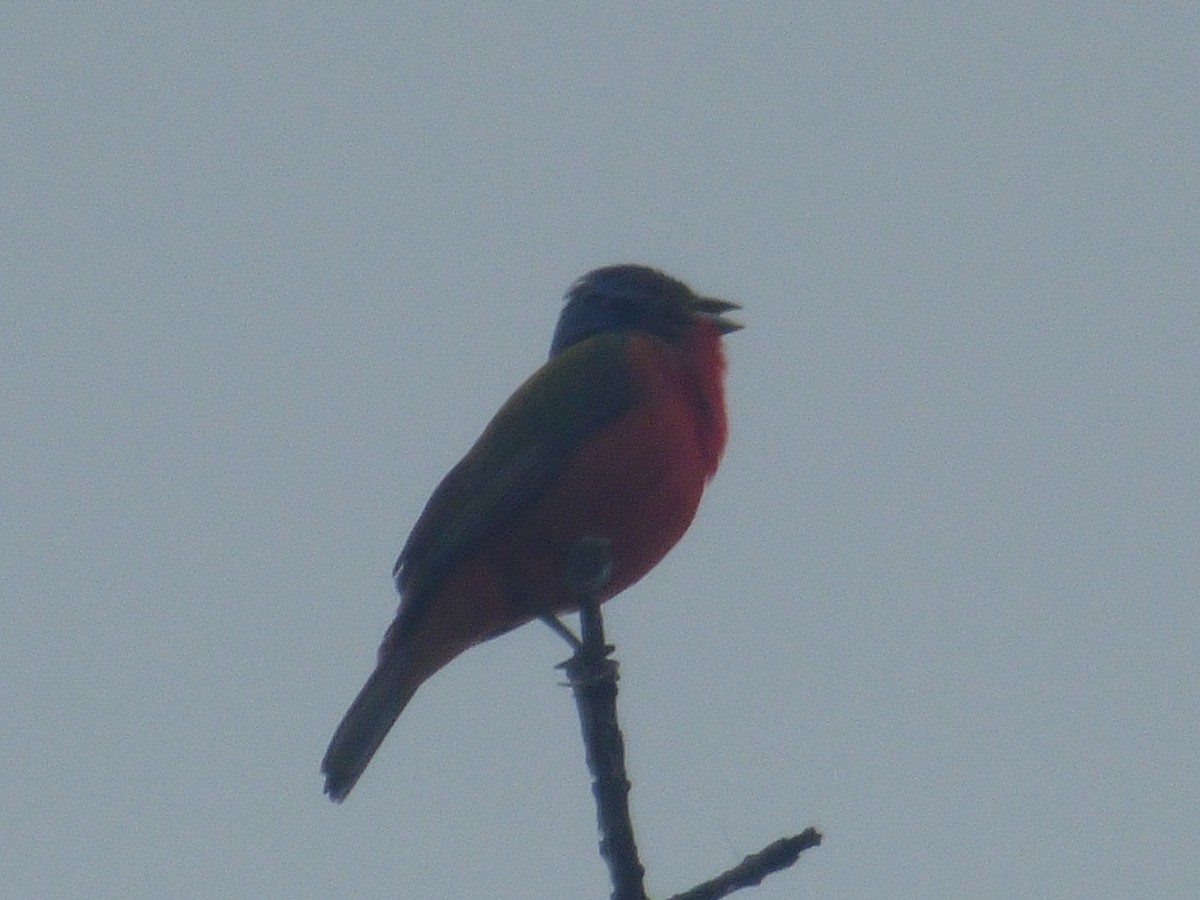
688 295 744 334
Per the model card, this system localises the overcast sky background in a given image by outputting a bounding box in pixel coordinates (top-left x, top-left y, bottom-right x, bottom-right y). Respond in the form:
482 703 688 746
3 5 1197 899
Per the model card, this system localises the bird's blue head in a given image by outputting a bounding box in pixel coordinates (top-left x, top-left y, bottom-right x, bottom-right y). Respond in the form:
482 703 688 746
549 265 741 358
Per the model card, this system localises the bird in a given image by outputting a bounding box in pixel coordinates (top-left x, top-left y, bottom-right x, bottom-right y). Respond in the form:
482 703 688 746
321 264 741 801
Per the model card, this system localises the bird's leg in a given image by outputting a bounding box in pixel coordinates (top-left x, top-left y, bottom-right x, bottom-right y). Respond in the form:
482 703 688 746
564 534 615 601
565 535 615 662
540 612 582 650
541 535 616 655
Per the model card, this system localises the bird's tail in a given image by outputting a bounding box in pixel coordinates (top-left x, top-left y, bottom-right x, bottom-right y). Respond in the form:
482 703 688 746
321 645 419 802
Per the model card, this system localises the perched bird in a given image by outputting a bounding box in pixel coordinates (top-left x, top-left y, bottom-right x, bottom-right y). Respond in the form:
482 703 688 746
321 264 741 801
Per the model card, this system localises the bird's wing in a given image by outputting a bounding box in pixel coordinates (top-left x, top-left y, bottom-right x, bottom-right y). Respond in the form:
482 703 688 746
392 332 639 613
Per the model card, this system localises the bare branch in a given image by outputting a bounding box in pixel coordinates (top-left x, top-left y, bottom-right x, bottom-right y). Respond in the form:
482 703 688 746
548 534 820 899
666 829 824 900
558 536 647 900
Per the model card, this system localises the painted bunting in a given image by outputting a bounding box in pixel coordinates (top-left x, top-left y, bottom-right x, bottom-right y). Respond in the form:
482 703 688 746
321 264 741 801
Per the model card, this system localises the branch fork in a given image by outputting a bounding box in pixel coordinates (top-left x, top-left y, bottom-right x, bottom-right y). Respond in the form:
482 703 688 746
542 536 820 900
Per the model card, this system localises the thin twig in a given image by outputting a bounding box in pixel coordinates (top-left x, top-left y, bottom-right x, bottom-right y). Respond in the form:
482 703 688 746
665 829 823 900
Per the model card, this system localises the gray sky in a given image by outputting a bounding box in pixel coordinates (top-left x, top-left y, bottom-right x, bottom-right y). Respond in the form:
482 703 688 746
3 5 1197 899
